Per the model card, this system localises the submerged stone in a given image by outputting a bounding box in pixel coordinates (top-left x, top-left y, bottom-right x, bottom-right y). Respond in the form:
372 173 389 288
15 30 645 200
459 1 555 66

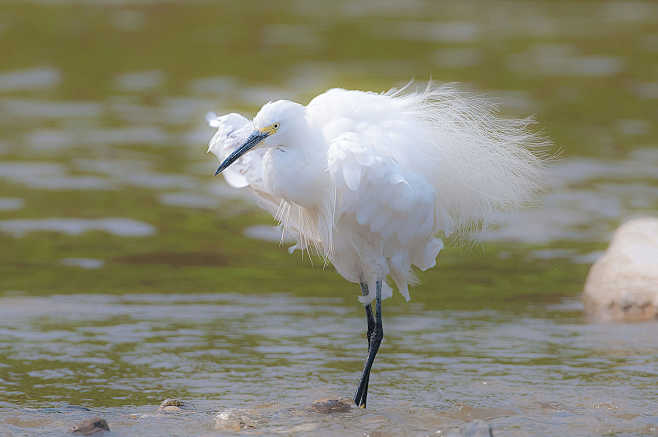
584 217 658 321
309 398 352 414
70 417 110 435
160 398 184 408
158 398 185 413
214 410 258 431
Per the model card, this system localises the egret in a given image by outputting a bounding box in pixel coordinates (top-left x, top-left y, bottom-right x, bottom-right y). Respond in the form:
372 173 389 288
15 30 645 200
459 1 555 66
207 83 548 408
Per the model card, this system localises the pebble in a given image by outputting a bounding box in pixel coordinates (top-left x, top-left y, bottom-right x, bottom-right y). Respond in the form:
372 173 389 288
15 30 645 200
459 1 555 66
158 398 185 414
310 398 352 414
159 398 184 407
70 417 110 435
214 410 258 431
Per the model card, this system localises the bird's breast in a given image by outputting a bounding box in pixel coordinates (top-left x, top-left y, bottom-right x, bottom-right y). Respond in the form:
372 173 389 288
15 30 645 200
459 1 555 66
263 148 328 209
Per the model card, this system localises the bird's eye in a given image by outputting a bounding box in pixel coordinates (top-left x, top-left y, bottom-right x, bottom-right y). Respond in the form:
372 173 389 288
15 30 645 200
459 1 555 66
273 123 280 129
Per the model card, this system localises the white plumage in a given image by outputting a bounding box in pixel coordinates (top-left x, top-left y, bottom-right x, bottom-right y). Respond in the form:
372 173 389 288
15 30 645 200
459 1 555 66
207 83 547 304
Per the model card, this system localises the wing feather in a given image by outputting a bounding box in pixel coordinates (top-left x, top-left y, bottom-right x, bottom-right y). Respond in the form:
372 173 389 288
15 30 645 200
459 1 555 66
327 131 443 301
207 113 265 189
308 83 549 236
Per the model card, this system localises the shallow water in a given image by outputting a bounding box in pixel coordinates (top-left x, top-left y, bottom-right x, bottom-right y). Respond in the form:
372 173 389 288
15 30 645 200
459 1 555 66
1 0 657 435
1 293 656 436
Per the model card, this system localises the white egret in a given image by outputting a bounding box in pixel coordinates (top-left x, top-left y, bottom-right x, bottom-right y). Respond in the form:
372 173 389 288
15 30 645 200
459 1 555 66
207 83 548 408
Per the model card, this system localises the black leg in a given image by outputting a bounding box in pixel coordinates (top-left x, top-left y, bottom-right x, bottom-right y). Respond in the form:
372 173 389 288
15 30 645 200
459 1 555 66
354 280 383 408
359 282 376 407
360 282 376 348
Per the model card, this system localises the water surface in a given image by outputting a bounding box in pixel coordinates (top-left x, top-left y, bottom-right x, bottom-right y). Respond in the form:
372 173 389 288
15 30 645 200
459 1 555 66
1 293 656 436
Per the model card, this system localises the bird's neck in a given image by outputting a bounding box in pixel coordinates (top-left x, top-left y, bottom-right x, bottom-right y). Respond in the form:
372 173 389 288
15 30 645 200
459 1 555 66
263 129 328 210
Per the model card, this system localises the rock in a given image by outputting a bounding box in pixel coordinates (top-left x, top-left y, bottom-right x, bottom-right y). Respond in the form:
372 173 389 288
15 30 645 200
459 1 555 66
159 398 184 408
309 398 352 414
439 420 493 437
70 417 110 435
584 218 658 321
214 410 257 431
158 398 184 413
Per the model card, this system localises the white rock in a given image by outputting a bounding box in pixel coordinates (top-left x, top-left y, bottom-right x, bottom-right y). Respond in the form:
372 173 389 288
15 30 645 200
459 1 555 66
214 410 257 432
583 217 658 321
158 398 184 414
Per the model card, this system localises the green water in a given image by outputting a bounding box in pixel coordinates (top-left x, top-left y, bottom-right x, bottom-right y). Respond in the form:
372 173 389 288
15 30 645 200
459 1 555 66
0 1 657 435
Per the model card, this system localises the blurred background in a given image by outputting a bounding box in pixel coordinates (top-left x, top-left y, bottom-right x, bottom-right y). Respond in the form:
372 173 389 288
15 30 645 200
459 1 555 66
0 1 656 436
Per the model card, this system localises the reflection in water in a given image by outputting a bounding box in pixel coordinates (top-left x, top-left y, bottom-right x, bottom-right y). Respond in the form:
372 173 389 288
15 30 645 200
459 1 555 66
75 126 170 146
507 44 624 77
158 192 219 209
114 70 165 92
634 82 658 99
0 67 60 92
0 198 24 211
60 258 104 269
0 99 102 120
0 161 114 190
0 218 156 237
433 48 482 69
394 21 481 43
243 225 296 244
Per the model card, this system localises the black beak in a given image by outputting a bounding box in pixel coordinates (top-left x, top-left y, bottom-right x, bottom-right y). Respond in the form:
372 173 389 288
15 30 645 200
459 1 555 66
215 130 269 176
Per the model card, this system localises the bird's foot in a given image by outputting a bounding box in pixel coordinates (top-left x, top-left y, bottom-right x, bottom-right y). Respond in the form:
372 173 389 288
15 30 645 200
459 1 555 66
353 374 369 408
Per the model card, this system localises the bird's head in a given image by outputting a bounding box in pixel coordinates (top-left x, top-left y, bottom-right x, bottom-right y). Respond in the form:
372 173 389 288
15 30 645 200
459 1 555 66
215 100 305 176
